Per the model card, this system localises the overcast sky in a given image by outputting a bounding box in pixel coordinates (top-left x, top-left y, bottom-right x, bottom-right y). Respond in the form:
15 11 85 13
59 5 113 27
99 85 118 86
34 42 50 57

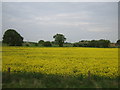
2 2 118 43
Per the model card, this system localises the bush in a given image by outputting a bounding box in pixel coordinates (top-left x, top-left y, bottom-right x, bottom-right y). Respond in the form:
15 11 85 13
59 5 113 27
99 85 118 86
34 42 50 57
34 43 38 46
73 43 80 47
26 44 30 47
43 41 52 47
38 40 44 44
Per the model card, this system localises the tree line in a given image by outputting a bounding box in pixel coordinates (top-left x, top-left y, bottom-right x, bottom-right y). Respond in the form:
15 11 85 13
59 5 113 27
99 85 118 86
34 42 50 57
73 40 111 48
2 29 120 48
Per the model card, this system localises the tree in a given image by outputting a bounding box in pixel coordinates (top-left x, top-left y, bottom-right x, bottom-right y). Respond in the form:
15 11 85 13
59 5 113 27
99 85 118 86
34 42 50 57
53 34 66 47
88 39 110 48
2 29 23 46
116 40 120 45
88 40 98 47
73 43 80 47
38 40 44 46
51 41 55 44
34 43 38 46
38 40 44 44
43 41 52 47
98 39 110 48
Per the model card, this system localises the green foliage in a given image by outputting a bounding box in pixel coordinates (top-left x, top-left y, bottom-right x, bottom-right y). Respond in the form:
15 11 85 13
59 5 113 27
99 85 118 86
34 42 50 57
63 43 73 47
2 29 113 48
26 44 30 47
2 29 23 46
51 41 55 44
43 41 52 47
38 40 45 46
2 72 118 88
53 34 66 47
22 42 40 47
34 43 38 46
116 40 120 45
89 39 110 48
73 43 80 47
73 39 111 48
38 40 44 44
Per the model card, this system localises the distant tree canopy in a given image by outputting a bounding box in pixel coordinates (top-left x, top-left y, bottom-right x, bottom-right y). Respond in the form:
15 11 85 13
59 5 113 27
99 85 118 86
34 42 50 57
43 41 52 47
38 40 44 44
53 34 66 47
73 39 110 48
2 29 23 46
89 39 110 48
2 29 114 48
116 40 120 45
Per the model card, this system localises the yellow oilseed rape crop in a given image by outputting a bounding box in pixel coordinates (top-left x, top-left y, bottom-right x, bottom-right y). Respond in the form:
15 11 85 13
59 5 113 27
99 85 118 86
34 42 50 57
2 47 118 78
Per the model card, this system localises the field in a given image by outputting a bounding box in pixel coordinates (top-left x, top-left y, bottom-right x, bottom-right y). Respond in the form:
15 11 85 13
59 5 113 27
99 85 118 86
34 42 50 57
2 47 119 88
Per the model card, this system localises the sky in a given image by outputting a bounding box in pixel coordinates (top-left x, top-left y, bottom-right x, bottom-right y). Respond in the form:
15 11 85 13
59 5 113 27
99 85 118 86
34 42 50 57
2 2 118 43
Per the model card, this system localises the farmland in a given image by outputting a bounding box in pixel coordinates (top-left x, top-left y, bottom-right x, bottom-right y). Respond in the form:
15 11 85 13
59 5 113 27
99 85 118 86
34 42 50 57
2 47 119 88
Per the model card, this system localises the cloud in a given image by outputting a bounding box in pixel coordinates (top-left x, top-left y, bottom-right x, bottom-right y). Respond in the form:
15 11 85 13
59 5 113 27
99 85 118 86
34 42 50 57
31 12 96 27
87 27 112 32
2 2 118 42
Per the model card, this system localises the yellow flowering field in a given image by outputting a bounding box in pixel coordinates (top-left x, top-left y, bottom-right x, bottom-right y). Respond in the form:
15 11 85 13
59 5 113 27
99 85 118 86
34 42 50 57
2 47 118 78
